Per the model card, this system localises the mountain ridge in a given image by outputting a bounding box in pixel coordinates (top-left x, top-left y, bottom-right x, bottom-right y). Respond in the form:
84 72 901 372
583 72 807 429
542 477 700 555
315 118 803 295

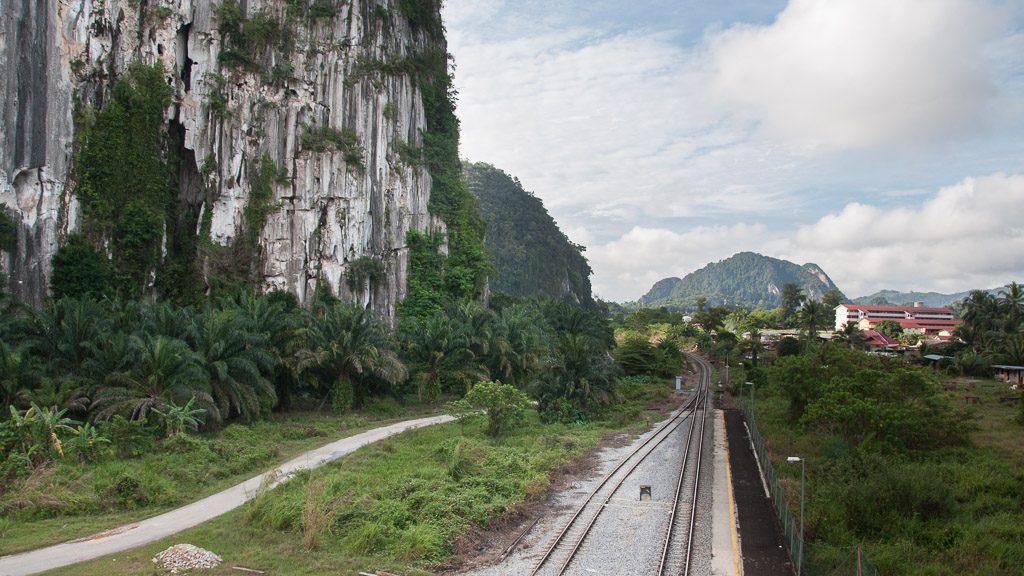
465 162 595 307
637 251 842 310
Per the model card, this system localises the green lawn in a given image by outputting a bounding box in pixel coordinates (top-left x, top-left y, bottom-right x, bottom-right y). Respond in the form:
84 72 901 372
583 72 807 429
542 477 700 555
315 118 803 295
37 377 676 575
0 401 443 556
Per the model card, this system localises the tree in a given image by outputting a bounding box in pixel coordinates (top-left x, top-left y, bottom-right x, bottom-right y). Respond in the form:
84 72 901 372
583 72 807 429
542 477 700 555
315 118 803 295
224 291 301 409
778 283 805 325
821 288 844 311
49 234 113 299
448 380 531 437
487 304 546 386
999 282 1023 331
743 327 765 367
834 321 865 349
187 307 276 422
693 305 728 334
799 299 829 340
874 320 904 340
92 335 210 422
295 302 407 409
532 333 618 419
0 341 37 409
401 314 486 400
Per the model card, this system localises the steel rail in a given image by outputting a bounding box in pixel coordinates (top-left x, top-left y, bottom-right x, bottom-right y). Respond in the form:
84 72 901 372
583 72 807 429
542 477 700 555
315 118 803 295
657 354 710 575
531 357 709 576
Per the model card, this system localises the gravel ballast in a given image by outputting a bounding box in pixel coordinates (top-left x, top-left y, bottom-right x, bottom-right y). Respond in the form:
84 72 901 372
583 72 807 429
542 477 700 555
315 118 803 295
460 392 718 576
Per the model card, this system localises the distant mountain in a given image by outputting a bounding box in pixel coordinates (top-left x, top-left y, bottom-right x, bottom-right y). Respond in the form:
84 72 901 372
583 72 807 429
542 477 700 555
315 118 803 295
464 162 595 307
638 252 842 310
852 288 1003 308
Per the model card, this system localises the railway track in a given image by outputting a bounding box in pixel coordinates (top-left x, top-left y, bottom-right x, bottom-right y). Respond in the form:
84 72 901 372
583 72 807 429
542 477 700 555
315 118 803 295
528 353 712 576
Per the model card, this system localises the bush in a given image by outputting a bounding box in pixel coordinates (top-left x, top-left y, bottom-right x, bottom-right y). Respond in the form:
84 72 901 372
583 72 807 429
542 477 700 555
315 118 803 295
102 416 155 459
300 126 364 166
537 397 585 424
330 378 354 412
448 381 531 437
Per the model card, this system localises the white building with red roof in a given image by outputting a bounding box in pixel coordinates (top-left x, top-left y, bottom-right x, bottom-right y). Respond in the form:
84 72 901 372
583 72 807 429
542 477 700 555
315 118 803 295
835 303 960 337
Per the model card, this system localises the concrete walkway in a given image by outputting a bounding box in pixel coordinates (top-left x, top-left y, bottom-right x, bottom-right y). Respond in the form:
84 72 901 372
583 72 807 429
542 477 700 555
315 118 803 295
711 409 743 576
0 414 454 576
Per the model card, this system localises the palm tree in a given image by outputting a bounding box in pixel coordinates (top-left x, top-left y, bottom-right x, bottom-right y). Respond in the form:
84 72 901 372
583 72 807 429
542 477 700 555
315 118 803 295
834 321 864 349
295 302 407 409
488 305 546 386
533 334 618 412
958 290 1001 346
743 327 765 367
24 297 108 375
224 291 301 408
188 307 276 422
1000 335 1024 366
92 334 211 422
799 300 829 340
401 315 485 400
999 282 1023 331
0 341 37 409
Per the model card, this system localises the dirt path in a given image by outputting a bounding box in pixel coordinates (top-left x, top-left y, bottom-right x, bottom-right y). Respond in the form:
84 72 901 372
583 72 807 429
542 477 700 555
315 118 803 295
0 414 453 576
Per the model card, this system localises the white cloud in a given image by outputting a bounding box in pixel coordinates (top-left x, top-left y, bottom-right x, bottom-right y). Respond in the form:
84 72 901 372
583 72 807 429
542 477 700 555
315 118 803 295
707 0 1002 150
783 173 1024 296
587 223 770 301
588 173 1024 302
443 1 1024 302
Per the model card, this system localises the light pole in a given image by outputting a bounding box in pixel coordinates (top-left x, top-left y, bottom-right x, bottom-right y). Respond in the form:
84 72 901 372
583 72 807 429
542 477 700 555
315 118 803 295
787 456 805 576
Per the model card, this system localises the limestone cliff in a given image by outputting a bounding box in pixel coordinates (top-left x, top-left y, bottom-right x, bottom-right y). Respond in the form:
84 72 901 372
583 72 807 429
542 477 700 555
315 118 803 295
0 0 448 324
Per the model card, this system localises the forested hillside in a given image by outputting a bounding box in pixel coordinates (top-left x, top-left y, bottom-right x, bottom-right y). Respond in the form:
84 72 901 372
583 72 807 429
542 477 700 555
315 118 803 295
638 252 842 310
465 162 595 307
852 288 990 307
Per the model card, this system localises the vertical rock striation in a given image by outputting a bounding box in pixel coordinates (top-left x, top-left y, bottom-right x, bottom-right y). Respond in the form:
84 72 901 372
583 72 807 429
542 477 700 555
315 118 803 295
0 0 445 323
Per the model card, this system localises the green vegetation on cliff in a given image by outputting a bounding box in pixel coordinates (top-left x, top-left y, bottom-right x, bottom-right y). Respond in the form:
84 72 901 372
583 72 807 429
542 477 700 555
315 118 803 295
465 162 595 307
400 48 491 318
69 63 176 299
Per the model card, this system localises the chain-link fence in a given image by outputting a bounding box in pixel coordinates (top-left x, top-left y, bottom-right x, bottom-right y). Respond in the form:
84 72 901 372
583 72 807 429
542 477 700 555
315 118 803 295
743 404 881 576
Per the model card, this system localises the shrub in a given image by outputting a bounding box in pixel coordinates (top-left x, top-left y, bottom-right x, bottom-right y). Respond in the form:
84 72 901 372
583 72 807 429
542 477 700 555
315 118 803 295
101 416 155 459
330 378 354 412
448 381 531 437
300 126 364 166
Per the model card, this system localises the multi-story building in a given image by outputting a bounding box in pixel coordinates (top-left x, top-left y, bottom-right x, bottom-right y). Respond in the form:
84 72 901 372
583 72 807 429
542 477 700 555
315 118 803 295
834 303 960 337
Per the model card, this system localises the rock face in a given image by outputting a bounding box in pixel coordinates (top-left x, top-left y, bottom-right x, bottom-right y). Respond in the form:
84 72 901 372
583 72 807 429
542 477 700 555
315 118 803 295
0 0 444 323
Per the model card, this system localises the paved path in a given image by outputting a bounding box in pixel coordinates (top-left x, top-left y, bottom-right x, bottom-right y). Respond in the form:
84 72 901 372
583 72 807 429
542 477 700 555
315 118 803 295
711 409 743 576
0 414 454 576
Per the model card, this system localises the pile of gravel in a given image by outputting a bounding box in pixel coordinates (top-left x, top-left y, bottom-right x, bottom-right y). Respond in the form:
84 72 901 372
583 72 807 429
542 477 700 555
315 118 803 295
152 544 222 573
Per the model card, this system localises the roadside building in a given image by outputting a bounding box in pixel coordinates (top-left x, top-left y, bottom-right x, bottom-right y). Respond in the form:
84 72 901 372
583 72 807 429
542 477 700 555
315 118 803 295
861 330 901 353
992 365 1024 387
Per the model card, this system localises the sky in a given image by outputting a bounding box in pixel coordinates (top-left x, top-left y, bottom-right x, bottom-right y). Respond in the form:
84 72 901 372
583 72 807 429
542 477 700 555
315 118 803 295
441 0 1024 302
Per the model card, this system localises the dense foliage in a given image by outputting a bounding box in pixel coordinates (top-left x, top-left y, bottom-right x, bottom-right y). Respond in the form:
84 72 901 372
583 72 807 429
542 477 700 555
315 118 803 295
637 251 843 311
0 292 620 469
947 283 1024 369
70 63 176 298
750 341 1023 575
0 208 16 253
402 51 491 316
464 162 596 307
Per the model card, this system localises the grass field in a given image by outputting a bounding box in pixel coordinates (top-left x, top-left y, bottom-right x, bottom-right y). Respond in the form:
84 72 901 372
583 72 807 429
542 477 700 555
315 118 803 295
0 400 442 556
34 376 676 575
